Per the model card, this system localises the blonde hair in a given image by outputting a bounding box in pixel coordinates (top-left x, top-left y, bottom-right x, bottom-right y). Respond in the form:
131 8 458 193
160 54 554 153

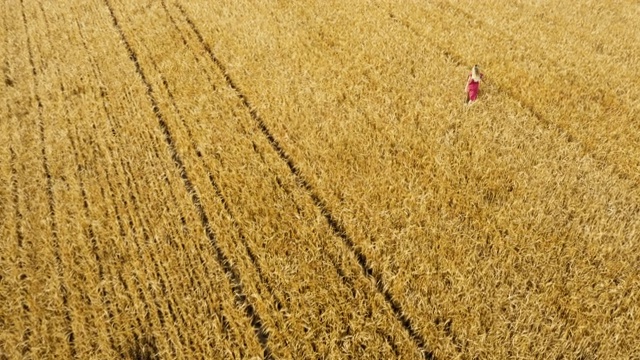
471 65 481 81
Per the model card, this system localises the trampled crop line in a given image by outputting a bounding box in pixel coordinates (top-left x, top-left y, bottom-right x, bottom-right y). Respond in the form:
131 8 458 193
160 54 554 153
2 0 13 89
173 3 435 358
75 17 215 354
9 146 31 357
116 143 183 358
108 160 170 353
73 18 161 352
19 1 77 356
138 39 285 353
157 0 287 313
115 269 154 356
101 1 273 357
9 148 24 249
74 18 147 247
157 3 378 339
81 2 247 354
44 5 124 352
60 81 119 355
146 238 189 354
139 38 286 313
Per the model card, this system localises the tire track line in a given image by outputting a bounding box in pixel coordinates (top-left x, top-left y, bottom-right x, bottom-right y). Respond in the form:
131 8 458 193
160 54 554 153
117 162 180 359
18 1 77 356
101 1 273 357
158 0 428 356
139 36 286 314
34 3 120 353
117 46 255 355
75 17 216 356
144 12 395 349
101 159 163 355
172 3 435 359
151 4 399 356
9 146 31 357
113 144 183 357
60 82 119 355
74 15 182 355
9 148 24 250
2 0 13 89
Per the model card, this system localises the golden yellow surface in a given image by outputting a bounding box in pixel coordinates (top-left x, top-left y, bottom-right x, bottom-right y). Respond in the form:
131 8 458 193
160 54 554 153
1 1 638 358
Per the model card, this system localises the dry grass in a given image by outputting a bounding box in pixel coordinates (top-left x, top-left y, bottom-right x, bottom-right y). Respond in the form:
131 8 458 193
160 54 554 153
1 0 639 359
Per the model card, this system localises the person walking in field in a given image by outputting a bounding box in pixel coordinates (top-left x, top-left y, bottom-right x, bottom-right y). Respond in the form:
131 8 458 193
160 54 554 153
465 64 484 104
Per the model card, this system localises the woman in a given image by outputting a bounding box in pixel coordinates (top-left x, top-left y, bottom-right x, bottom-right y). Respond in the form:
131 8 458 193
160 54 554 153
465 65 484 104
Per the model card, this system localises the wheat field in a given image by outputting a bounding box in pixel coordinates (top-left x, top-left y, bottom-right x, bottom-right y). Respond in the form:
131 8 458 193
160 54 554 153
1 0 639 359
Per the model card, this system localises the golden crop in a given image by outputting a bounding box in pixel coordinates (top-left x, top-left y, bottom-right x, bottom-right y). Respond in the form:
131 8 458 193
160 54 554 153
1 0 638 359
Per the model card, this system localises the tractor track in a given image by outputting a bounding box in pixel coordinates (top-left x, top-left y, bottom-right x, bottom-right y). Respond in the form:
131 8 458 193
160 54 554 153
112 134 198 359
60 81 119 355
39 3 124 353
120 167 180 359
140 45 278 358
102 0 273 357
75 16 228 356
75 14 199 355
2 0 13 89
139 37 287 314
162 0 412 354
134 47 265 359
18 0 77 356
9 146 31 357
9 148 24 249
171 2 435 358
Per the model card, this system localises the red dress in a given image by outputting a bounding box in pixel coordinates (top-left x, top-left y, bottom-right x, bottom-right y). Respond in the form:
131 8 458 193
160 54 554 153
467 73 483 101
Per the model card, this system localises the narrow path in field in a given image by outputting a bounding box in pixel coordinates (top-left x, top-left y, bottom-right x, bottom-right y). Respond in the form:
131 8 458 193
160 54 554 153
75 15 244 356
140 2 418 357
101 0 273 357
61 81 120 355
118 153 182 358
4 2 42 354
153 5 401 345
18 0 77 356
72 40 144 345
8 146 31 357
33 3 129 354
141 38 287 313
173 2 436 358
9 148 24 249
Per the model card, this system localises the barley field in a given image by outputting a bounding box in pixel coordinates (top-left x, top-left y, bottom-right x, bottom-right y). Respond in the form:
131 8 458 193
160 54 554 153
1 0 639 359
